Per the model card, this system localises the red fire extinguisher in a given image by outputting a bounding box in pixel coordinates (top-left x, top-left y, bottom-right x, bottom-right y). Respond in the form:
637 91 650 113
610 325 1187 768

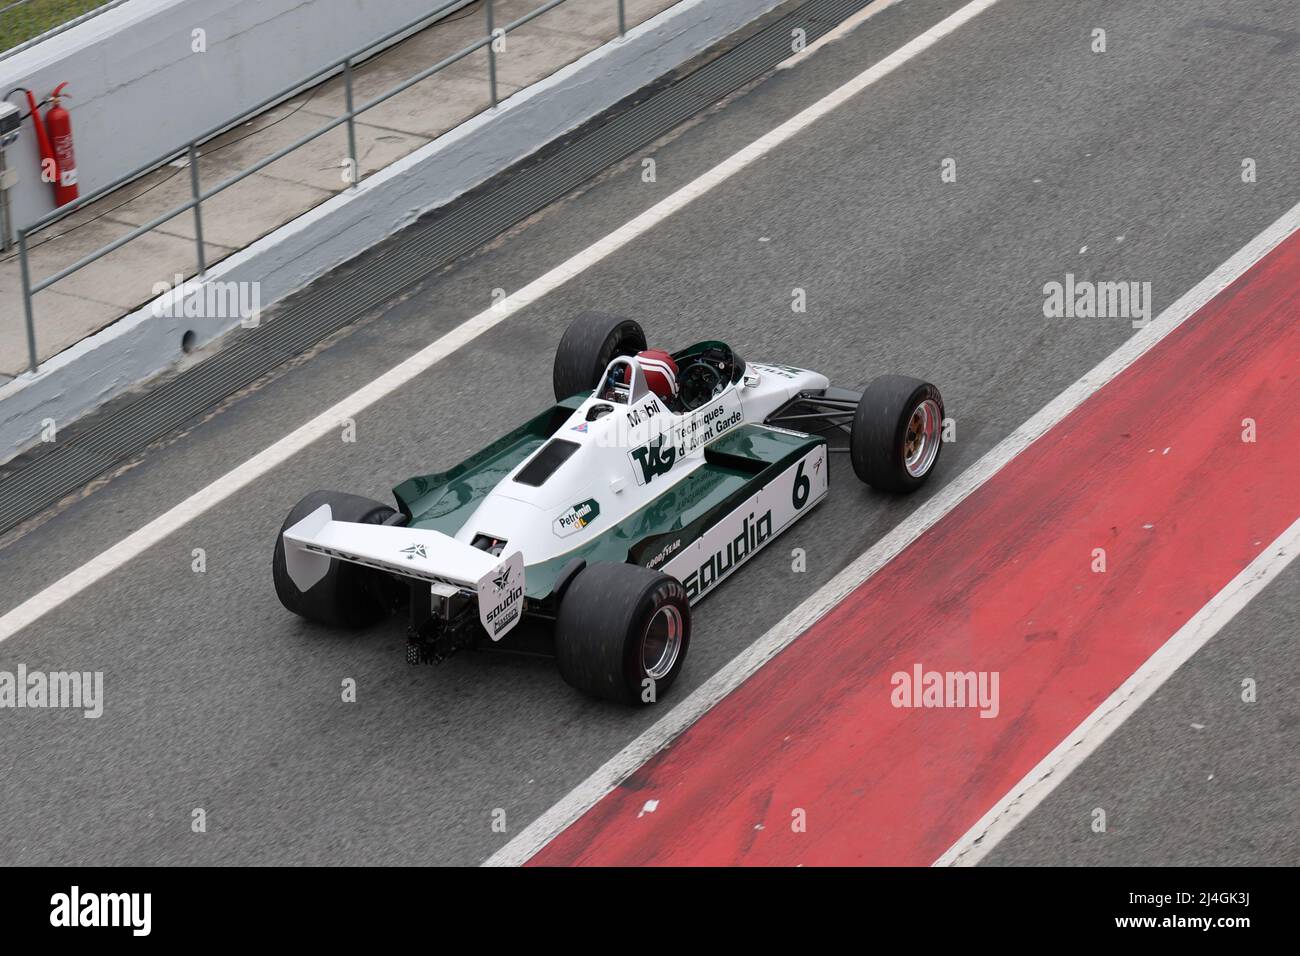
45 82 78 206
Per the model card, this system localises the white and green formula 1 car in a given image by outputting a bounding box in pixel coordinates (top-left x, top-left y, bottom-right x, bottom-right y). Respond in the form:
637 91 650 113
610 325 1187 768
273 312 945 704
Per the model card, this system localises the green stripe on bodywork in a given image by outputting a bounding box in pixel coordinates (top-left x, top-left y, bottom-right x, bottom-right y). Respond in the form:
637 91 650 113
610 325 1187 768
626 424 822 573
517 424 821 598
392 412 822 602
393 397 583 530
523 459 753 600
526 424 824 600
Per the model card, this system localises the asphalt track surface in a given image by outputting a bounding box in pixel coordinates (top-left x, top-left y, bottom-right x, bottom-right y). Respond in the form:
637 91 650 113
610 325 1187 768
1 0 1298 865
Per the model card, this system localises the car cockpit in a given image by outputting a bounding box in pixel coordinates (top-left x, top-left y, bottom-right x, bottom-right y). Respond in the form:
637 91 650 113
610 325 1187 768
592 342 745 417
670 341 743 412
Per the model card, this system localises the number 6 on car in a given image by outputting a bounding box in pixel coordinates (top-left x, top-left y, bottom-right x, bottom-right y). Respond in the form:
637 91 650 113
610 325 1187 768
272 312 946 705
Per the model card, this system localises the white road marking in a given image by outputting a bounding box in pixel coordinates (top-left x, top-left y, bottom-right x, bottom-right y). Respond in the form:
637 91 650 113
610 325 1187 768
0 0 1002 645
776 0 903 69
937 514 1300 866
485 198 1300 867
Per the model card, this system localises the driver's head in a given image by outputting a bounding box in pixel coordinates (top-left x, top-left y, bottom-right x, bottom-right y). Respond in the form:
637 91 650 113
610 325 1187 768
633 349 679 403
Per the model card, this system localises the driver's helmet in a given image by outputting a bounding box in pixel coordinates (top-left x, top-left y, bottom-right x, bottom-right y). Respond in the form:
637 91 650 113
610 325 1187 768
630 349 679 402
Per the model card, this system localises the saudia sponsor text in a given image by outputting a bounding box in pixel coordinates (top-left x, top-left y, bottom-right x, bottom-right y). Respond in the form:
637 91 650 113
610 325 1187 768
485 586 523 634
681 509 772 600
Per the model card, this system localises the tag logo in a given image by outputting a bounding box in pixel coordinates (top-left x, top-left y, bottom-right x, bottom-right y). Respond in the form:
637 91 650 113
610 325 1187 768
629 434 677 485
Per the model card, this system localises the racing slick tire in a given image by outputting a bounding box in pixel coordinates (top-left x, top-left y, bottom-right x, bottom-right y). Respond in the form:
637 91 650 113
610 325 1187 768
850 375 945 494
552 311 647 401
272 490 399 628
555 562 691 705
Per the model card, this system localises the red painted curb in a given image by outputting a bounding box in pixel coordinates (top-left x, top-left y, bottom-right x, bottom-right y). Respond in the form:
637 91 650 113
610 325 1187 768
532 229 1300 866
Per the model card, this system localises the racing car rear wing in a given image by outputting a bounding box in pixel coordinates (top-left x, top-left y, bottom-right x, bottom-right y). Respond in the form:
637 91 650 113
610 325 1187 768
281 505 525 640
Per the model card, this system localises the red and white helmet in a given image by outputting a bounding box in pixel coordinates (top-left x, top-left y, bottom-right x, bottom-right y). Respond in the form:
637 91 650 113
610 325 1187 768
634 349 678 402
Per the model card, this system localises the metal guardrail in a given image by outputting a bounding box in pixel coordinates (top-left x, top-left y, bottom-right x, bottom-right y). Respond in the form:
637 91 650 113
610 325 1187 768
12 0 631 374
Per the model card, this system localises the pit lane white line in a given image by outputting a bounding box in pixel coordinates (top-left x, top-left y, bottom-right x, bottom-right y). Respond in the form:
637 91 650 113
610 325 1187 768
0 0 1003 645
776 0 903 68
937 514 1300 866
485 199 1300 866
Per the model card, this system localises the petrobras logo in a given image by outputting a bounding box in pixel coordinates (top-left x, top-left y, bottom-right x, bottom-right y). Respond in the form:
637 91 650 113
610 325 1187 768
682 509 772 600
553 498 600 537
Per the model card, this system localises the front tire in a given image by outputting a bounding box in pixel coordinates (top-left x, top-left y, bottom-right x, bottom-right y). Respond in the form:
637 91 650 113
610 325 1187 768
555 562 691 705
552 311 647 402
850 376 945 493
272 490 399 628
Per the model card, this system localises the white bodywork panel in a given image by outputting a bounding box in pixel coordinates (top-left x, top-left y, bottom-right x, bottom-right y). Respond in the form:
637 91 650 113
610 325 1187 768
279 358 830 632
281 504 527 639
448 360 830 569
660 442 828 603
476 549 524 640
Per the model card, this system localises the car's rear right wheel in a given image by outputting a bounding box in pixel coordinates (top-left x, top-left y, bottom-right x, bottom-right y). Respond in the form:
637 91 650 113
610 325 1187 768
555 562 691 705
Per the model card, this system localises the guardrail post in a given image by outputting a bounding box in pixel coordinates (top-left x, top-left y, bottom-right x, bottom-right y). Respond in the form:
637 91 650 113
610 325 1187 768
344 57 359 188
618 0 626 38
18 229 38 373
486 0 498 109
188 143 206 276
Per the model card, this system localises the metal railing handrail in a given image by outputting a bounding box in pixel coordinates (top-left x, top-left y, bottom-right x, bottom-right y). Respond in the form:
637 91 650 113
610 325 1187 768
21 0 477 236
14 0 629 375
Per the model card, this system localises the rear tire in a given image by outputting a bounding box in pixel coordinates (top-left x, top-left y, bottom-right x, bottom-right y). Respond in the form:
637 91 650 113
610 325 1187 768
555 562 691 705
552 311 647 402
850 376 945 493
272 490 399 628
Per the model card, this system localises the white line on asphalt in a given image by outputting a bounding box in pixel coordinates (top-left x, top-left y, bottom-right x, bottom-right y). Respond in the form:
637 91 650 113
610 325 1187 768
0 0 1003 646
485 198 1300 867
777 0 903 68
936 514 1300 866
